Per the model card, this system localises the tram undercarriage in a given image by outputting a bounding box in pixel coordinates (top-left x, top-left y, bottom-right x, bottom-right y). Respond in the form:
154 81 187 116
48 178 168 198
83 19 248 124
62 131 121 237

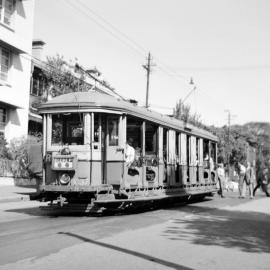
34 183 217 214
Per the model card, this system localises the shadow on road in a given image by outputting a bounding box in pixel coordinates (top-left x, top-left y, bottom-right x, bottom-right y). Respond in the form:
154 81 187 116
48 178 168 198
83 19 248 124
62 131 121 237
162 204 270 254
58 231 193 270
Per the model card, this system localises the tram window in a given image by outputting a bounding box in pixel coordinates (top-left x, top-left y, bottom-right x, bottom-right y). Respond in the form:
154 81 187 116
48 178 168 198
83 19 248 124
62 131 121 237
186 135 190 182
176 133 179 161
196 138 199 164
186 135 190 164
127 116 142 154
94 115 100 143
163 128 168 162
203 140 209 159
108 116 119 146
145 122 158 155
210 142 216 162
51 113 84 145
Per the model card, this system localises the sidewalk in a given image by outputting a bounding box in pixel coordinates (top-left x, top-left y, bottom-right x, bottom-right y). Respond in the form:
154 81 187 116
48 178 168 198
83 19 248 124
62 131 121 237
0 177 37 203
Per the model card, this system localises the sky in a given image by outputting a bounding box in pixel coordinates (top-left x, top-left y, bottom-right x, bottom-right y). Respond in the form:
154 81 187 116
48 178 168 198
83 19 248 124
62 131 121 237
33 0 270 127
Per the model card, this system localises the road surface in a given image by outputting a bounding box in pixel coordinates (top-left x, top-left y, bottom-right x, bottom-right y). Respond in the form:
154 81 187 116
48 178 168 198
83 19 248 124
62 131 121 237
0 192 269 270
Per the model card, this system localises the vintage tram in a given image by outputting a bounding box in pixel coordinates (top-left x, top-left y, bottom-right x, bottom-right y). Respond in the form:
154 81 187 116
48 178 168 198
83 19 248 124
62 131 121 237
36 91 218 212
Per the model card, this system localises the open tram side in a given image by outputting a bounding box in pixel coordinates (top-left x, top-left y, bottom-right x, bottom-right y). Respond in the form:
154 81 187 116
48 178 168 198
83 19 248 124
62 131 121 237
36 91 218 213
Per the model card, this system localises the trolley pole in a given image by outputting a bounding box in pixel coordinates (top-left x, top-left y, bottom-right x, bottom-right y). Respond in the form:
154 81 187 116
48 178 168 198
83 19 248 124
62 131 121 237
143 52 154 108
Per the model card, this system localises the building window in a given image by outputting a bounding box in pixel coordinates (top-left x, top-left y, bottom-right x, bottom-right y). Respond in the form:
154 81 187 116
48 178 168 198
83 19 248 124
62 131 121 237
31 76 46 96
31 68 46 96
0 108 7 129
0 0 15 27
0 46 10 81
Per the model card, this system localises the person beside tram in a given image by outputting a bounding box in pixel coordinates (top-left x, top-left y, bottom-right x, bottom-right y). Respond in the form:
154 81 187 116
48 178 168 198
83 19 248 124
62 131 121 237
245 162 254 199
217 163 226 198
125 138 135 167
237 162 247 198
249 161 256 196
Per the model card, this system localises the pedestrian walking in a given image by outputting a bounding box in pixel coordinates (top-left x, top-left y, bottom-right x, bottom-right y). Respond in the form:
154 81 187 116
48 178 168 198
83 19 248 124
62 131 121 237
217 163 226 198
237 162 247 198
253 167 270 197
245 162 254 199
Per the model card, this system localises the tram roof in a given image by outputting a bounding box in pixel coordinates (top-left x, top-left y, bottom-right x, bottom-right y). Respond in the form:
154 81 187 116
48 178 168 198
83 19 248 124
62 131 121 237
39 91 217 141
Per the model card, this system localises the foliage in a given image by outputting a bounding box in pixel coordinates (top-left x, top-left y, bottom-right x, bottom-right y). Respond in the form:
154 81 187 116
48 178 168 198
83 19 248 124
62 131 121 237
0 134 9 159
213 122 270 175
42 54 92 101
8 136 42 178
173 100 270 172
173 99 211 131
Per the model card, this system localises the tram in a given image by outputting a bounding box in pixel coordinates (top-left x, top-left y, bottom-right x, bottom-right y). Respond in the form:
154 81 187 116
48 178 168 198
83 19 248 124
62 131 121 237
36 91 218 212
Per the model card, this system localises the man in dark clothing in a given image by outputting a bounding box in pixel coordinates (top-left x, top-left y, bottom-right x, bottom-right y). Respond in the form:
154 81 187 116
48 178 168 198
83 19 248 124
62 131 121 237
253 167 270 197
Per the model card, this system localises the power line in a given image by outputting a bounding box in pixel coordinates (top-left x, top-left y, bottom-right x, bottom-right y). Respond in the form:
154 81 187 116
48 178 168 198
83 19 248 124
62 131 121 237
62 0 192 85
63 0 146 59
34 1 236 123
74 0 191 82
76 0 147 56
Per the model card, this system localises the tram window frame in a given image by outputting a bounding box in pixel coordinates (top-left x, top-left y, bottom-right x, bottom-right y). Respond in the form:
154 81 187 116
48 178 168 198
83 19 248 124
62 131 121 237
51 113 85 146
145 122 158 156
108 115 119 146
126 116 143 155
176 132 180 163
186 134 190 182
196 137 200 165
210 141 216 163
93 114 100 143
163 128 168 162
203 140 209 160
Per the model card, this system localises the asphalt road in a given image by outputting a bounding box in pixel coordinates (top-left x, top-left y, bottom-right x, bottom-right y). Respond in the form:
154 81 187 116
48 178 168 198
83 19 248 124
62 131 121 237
0 192 270 270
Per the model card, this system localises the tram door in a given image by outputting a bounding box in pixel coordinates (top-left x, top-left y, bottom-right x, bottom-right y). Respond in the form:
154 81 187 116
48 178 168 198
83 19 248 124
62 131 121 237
92 114 124 186
105 115 124 185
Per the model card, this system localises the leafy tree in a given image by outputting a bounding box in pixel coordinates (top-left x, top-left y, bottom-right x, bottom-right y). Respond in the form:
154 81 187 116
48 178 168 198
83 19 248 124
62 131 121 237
173 99 211 131
41 54 92 102
173 100 270 172
0 134 9 159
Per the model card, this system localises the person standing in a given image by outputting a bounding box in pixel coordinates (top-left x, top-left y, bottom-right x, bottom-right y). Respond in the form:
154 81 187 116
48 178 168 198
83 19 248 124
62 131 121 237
253 167 270 197
245 162 254 199
237 162 247 198
217 163 226 198
125 138 135 167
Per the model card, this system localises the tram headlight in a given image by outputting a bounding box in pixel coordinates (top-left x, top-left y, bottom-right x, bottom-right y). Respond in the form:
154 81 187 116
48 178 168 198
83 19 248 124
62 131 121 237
59 173 71 185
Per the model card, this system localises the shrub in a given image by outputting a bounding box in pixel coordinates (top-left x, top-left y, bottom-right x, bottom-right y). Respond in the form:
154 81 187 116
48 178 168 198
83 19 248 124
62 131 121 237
8 135 42 178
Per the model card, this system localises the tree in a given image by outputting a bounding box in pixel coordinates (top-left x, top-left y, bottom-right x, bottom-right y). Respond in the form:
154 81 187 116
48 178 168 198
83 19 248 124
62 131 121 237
0 134 9 159
173 99 210 130
42 55 92 101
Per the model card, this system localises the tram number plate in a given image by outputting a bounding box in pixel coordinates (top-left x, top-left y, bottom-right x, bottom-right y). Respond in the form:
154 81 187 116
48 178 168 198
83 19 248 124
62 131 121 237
52 156 76 170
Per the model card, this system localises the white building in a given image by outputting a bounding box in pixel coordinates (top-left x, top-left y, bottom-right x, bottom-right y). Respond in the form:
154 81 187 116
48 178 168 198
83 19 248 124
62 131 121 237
0 0 35 142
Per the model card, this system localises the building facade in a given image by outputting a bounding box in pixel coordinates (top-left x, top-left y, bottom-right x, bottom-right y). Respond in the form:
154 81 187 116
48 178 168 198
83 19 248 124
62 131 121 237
0 0 35 141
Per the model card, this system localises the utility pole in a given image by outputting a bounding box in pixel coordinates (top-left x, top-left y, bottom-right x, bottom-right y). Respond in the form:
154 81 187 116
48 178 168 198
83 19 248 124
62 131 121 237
225 110 236 179
143 52 154 108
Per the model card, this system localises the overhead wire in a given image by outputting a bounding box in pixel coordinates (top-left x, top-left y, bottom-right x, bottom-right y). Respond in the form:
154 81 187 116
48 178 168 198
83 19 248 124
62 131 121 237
62 0 192 85
37 0 236 122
